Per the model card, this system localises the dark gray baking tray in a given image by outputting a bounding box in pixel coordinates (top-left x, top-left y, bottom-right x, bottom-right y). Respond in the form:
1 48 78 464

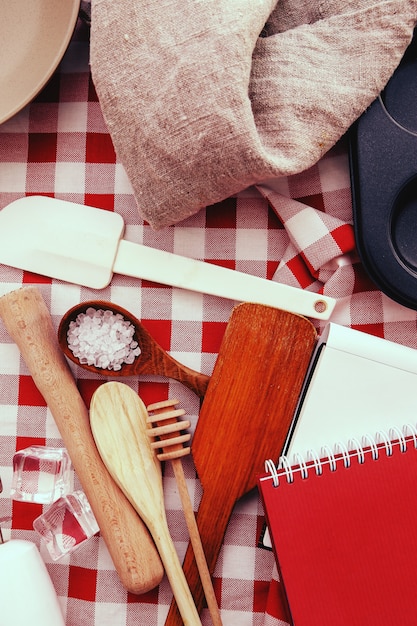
349 30 417 309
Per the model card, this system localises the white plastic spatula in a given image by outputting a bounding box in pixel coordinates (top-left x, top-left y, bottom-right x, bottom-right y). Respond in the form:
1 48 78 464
0 196 335 320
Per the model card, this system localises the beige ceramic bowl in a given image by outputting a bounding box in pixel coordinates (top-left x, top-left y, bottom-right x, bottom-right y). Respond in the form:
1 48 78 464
0 0 80 125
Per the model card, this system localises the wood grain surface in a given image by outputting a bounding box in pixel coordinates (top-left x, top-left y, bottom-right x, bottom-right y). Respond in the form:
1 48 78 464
165 303 317 625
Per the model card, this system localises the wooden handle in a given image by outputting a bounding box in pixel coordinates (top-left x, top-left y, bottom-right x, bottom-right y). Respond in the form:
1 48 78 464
147 400 223 626
0 287 163 594
170 459 222 626
164 490 232 626
149 355 210 398
155 516 204 626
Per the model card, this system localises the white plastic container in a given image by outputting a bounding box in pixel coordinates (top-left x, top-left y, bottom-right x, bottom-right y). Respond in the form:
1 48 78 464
0 539 65 625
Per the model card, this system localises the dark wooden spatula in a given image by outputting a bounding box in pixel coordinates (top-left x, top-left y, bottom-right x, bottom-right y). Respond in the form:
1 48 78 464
164 303 317 625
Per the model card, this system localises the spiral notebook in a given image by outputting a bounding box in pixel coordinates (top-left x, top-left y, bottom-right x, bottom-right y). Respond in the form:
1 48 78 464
258 429 417 626
261 322 417 550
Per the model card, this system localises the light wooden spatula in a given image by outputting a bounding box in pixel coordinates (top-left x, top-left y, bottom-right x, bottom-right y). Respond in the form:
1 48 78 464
89 382 202 626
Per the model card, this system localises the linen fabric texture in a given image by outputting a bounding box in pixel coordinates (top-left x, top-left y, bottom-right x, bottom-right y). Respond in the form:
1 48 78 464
90 0 417 228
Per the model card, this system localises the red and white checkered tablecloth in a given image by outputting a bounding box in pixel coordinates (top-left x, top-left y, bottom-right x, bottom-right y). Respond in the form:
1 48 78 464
1 18 417 626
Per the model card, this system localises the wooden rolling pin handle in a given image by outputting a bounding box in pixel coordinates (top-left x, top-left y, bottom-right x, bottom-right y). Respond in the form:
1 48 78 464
0 287 163 594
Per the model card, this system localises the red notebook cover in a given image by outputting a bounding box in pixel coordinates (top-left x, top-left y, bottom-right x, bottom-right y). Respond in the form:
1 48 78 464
258 435 417 626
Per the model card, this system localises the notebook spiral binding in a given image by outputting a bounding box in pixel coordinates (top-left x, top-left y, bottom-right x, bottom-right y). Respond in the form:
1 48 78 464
264 423 417 487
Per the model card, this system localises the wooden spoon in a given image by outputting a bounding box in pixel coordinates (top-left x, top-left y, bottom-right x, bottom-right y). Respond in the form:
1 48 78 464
164 303 317 625
58 301 209 398
90 382 202 626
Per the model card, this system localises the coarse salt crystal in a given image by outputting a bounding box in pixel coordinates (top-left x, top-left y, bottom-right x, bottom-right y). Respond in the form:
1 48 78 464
67 308 141 371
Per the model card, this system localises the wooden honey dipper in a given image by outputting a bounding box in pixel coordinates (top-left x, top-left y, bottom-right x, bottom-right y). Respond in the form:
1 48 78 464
146 400 223 626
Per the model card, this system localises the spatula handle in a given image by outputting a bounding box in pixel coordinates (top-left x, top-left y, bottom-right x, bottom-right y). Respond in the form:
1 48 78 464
0 287 163 594
114 239 335 321
164 490 233 626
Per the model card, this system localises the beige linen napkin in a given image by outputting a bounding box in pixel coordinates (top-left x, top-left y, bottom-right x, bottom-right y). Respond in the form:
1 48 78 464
90 0 416 228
